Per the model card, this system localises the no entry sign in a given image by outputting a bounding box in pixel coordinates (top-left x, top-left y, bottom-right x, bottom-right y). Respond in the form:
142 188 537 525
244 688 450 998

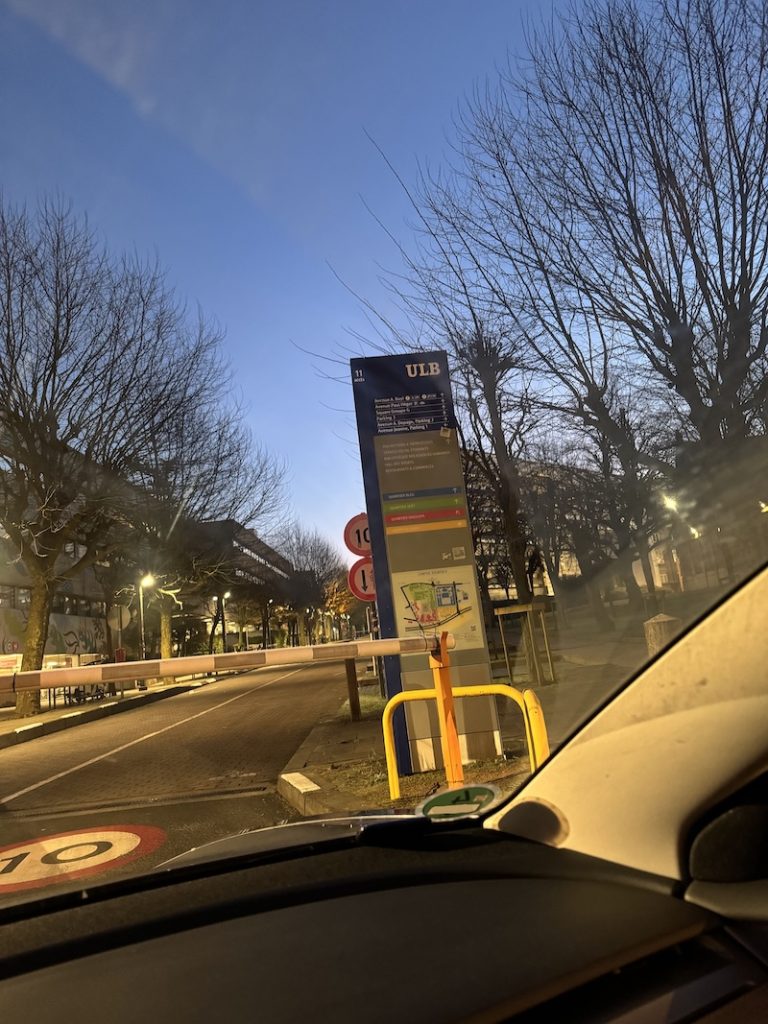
348 557 376 602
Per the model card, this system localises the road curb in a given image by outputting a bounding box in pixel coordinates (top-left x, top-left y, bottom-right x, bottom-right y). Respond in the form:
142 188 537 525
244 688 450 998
0 677 216 752
278 720 360 817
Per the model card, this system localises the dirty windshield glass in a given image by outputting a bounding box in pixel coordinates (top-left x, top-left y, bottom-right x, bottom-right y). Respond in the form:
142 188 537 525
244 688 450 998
0 0 766 901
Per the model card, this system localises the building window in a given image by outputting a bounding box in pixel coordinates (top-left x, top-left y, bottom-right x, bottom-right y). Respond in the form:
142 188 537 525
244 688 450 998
0 586 13 608
76 597 91 617
16 588 31 609
52 593 74 616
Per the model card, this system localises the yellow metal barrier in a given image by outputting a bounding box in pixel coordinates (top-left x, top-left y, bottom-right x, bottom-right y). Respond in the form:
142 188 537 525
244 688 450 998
523 688 550 763
382 682 550 801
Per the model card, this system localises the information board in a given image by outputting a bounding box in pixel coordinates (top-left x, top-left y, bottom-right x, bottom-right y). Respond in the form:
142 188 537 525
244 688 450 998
351 352 500 771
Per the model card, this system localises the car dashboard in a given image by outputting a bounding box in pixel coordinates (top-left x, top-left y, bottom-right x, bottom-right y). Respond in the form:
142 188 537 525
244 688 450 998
0 820 766 1022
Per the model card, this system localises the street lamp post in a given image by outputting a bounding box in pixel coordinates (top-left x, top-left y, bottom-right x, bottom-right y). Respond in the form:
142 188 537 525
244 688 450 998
137 575 156 689
220 591 231 653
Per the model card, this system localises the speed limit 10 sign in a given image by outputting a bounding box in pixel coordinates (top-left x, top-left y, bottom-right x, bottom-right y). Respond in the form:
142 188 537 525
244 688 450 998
0 825 166 893
343 513 370 557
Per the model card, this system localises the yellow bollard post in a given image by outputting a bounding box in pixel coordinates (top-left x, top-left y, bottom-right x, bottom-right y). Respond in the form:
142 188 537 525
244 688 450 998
382 697 402 801
523 688 550 768
429 631 464 788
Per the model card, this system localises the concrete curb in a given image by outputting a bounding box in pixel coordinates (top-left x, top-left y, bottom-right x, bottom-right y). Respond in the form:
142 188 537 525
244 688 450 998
0 676 217 752
278 720 362 817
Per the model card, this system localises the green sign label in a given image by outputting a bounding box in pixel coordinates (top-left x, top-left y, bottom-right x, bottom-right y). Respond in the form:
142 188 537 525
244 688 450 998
417 785 502 819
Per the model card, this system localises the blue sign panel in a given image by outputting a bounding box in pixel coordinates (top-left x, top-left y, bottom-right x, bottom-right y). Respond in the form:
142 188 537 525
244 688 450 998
352 352 483 774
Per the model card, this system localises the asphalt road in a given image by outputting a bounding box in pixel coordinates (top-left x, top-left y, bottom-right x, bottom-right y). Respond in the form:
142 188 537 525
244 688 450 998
0 663 347 904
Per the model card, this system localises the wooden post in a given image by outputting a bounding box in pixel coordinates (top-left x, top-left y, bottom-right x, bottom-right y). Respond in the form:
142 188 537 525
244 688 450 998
429 631 464 787
345 658 361 722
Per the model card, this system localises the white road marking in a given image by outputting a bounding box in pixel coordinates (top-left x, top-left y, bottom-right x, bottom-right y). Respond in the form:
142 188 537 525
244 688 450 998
0 667 304 805
280 772 320 793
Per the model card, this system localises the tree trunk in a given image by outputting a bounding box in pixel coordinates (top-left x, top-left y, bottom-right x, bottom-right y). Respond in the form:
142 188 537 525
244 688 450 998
159 604 174 685
635 533 658 613
572 537 614 631
208 605 221 654
17 578 53 716
587 580 615 631
609 537 645 615
622 569 644 613
481 380 532 605
160 605 173 659
104 603 115 660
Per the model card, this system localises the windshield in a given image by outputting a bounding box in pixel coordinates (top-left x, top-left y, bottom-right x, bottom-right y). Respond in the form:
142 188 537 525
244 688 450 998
0 0 766 903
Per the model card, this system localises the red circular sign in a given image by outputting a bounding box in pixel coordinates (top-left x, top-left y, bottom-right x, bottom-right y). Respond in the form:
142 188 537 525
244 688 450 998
0 824 167 893
343 513 370 556
348 556 376 602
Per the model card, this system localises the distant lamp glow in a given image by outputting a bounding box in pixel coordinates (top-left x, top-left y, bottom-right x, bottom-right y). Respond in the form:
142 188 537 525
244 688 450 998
690 527 700 539
760 501 768 514
140 574 156 589
662 494 678 512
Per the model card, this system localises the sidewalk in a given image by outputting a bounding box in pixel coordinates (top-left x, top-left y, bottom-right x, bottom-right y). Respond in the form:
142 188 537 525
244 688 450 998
0 674 217 751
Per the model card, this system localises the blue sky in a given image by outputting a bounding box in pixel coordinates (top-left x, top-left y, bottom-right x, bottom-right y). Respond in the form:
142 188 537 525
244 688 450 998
0 0 550 557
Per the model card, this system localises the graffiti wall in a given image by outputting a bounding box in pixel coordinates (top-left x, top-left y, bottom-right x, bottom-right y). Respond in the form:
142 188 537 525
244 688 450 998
0 607 107 659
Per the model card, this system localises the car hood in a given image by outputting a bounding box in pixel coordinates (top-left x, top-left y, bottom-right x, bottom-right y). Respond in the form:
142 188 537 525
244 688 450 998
161 813 418 870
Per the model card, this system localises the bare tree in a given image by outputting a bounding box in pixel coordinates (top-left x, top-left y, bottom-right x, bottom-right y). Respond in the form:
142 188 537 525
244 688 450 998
0 200 258 712
131 407 287 659
364 0 768 622
451 327 537 604
424 0 768 458
276 524 345 644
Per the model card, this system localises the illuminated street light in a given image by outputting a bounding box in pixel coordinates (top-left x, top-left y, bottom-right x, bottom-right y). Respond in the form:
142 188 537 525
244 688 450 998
662 494 678 512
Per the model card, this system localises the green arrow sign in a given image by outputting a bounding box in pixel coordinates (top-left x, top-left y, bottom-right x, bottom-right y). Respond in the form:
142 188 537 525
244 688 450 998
416 784 501 819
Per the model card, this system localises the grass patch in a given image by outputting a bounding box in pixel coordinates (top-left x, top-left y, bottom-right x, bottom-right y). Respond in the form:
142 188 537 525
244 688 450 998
312 754 531 811
335 692 387 722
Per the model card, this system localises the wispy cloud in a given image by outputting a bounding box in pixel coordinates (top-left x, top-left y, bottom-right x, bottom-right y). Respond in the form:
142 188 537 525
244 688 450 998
3 0 278 203
5 0 161 117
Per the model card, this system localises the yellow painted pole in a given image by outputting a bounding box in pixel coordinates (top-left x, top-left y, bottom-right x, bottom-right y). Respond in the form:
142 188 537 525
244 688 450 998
429 632 464 788
523 688 550 766
381 689 437 800
382 696 402 800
